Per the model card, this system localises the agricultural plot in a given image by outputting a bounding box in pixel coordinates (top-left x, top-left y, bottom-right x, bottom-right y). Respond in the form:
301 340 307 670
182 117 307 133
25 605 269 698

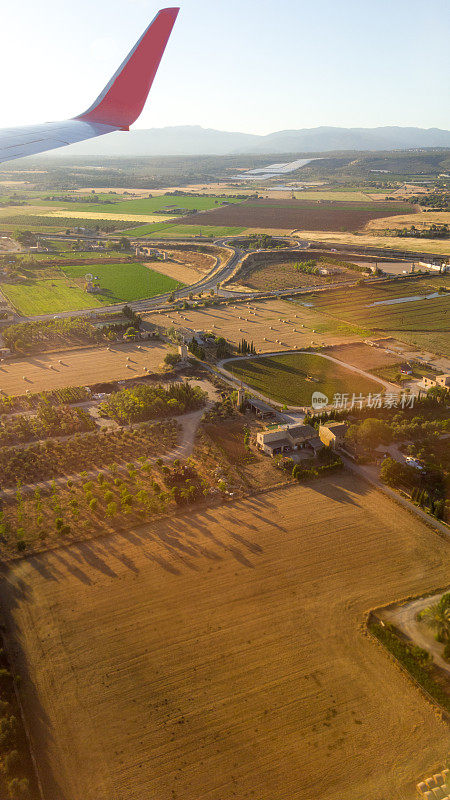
145 299 366 353
176 199 412 232
29 195 244 215
242 260 357 292
1 478 449 800
225 352 383 405
300 277 450 356
1 263 182 315
122 222 246 238
0 341 172 395
366 211 450 231
62 262 182 304
1 278 108 316
290 230 450 256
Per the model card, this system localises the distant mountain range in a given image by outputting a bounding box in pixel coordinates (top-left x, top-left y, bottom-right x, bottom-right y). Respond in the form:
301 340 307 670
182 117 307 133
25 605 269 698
56 125 450 157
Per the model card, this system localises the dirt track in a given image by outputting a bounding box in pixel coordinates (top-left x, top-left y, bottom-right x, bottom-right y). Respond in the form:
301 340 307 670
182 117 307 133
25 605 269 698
1 475 449 800
0 340 172 395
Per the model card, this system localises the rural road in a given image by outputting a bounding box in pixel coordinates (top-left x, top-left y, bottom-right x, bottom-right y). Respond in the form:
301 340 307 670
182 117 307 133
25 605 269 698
378 593 450 676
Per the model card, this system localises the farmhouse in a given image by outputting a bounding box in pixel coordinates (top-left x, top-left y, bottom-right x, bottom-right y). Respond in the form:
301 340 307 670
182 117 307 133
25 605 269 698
319 422 348 449
421 373 450 391
256 423 319 456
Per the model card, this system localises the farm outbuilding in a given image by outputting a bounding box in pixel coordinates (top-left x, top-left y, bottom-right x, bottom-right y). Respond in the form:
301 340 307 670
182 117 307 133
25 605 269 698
319 422 348 449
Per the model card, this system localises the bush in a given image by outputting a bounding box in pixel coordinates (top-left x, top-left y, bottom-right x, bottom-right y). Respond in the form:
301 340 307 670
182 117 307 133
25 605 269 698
89 498 98 512
7 777 30 800
444 641 450 662
4 750 21 777
0 715 18 750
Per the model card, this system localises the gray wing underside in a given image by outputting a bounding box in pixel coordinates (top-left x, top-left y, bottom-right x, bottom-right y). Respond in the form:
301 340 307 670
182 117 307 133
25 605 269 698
0 120 118 164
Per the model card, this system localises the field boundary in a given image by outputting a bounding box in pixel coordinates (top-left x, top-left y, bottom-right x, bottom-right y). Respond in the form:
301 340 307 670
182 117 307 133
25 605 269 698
366 609 450 720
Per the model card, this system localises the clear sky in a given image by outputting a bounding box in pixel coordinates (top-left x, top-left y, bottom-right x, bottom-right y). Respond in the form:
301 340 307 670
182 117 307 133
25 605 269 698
1 0 449 133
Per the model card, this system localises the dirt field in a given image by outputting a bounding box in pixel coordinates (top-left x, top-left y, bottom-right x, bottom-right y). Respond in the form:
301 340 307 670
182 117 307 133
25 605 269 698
176 199 412 232
242 260 356 291
144 248 216 285
0 340 172 395
145 299 363 352
321 342 402 370
1 476 449 800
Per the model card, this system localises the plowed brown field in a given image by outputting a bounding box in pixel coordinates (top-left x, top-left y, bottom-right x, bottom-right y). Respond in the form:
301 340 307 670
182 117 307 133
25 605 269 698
1 475 449 800
177 199 412 232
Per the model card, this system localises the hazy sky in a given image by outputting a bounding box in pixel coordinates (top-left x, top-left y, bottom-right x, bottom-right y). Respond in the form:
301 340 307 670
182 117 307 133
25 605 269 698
2 0 449 133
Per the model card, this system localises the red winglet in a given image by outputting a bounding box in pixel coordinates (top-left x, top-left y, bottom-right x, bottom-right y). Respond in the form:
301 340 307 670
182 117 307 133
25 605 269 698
76 7 179 129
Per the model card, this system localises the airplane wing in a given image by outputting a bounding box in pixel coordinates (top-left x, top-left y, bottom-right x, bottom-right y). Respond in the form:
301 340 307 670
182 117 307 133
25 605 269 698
0 7 179 164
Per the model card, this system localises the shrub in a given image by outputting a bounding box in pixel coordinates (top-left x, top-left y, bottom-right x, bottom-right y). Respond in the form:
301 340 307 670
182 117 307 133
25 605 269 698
444 641 450 662
0 715 18 749
89 498 98 512
4 750 21 777
7 777 30 800
106 502 118 517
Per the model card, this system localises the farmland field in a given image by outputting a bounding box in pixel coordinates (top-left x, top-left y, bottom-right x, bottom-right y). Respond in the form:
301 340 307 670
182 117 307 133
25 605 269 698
122 222 246 238
0 263 182 315
0 341 172 394
225 351 384 405
1 278 108 315
176 199 413 232
28 195 244 215
1 477 449 800
241 259 357 291
145 299 367 352
62 262 182 303
290 230 450 256
299 276 450 355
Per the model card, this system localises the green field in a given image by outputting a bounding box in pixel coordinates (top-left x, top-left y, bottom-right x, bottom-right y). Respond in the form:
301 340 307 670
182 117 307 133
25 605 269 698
62 262 182 303
1 278 108 315
1 262 182 315
19 195 244 215
298 276 450 355
225 352 382 406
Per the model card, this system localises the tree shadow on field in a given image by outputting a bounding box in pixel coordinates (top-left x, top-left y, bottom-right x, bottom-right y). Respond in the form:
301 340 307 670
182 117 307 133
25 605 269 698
308 472 369 506
50 551 93 585
0 567 70 800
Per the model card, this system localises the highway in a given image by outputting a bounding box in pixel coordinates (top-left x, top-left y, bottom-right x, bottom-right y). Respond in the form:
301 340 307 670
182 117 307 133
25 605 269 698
0 233 412 325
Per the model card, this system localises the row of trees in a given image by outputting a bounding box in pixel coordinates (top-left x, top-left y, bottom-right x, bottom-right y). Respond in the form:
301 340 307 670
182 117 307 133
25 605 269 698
0 386 89 415
0 419 178 487
0 404 95 447
237 338 256 355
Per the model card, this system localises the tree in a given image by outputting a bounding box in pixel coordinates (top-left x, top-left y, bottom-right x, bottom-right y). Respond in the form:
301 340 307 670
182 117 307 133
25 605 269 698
347 418 392 452
164 352 181 367
420 597 450 643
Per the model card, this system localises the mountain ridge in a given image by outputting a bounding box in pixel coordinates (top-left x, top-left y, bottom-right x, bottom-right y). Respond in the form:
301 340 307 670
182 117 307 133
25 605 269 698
51 125 450 157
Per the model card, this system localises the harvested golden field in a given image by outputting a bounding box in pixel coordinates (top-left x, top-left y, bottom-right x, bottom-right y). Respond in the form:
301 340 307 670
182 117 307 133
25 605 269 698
366 211 450 231
290 230 450 256
0 340 172 395
1 476 449 800
145 298 363 352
